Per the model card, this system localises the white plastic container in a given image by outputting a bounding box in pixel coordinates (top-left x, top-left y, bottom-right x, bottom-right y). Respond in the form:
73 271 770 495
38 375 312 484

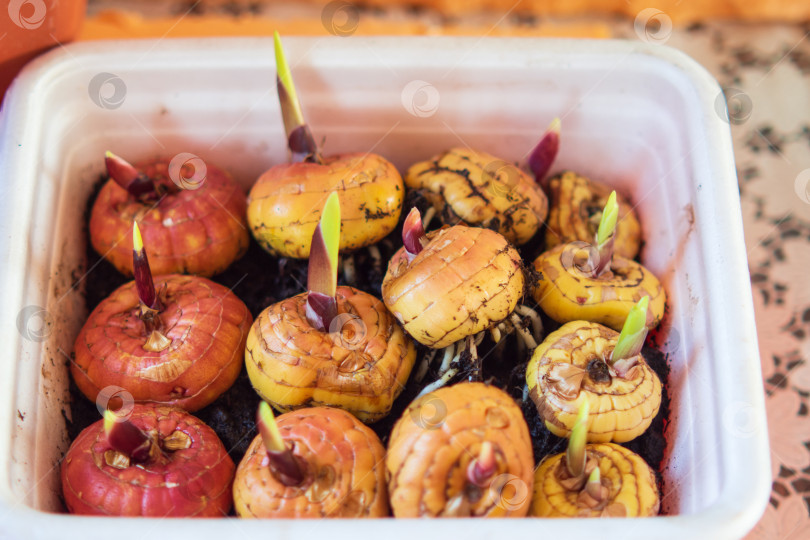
0 37 769 539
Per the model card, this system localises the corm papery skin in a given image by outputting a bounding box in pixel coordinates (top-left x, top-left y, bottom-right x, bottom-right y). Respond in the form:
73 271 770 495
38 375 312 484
382 226 525 349
386 382 534 517
72 275 252 412
90 158 249 277
405 147 548 246
245 286 415 423
526 321 662 443
530 442 660 517
247 152 403 258
544 171 642 259
234 407 388 518
532 243 666 331
61 404 234 516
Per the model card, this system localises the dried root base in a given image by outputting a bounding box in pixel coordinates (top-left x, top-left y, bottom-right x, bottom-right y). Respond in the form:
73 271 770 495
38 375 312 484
414 348 439 383
422 206 437 230
494 305 543 357
417 366 460 398
415 305 542 397
438 342 460 377
342 255 357 285
367 244 383 275
515 304 544 343
417 333 483 397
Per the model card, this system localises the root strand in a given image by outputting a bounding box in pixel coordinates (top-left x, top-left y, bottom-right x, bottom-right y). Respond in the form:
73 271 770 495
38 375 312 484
515 304 544 343
414 348 438 383
417 367 458 398
422 206 436 230
368 244 382 274
342 256 357 285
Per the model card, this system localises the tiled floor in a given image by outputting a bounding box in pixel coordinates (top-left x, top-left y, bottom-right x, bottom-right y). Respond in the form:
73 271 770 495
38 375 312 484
652 21 810 540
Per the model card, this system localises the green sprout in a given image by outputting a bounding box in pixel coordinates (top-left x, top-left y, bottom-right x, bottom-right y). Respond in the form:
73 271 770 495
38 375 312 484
305 192 341 330
255 401 304 486
566 399 590 478
592 191 618 276
612 296 650 363
596 191 618 250
274 31 320 162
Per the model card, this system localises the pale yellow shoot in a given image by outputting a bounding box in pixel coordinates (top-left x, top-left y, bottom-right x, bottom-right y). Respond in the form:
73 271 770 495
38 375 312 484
588 466 600 484
103 409 119 435
548 117 561 135
132 221 144 252
320 191 341 278
257 401 286 453
274 31 305 131
613 296 650 361
566 399 590 478
596 191 618 249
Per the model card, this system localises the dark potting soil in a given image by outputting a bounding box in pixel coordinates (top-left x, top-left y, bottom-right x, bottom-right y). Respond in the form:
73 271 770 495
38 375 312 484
67 177 670 510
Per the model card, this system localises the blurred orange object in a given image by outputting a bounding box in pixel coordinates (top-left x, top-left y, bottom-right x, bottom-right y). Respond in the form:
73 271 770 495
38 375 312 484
290 0 810 22
0 0 86 102
78 9 610 40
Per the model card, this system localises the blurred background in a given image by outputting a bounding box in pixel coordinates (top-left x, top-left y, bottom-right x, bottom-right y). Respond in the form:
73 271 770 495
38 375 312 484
2 1 809 537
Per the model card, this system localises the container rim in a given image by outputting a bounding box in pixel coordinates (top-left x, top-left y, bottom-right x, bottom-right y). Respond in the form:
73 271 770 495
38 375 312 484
0 37 770 540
